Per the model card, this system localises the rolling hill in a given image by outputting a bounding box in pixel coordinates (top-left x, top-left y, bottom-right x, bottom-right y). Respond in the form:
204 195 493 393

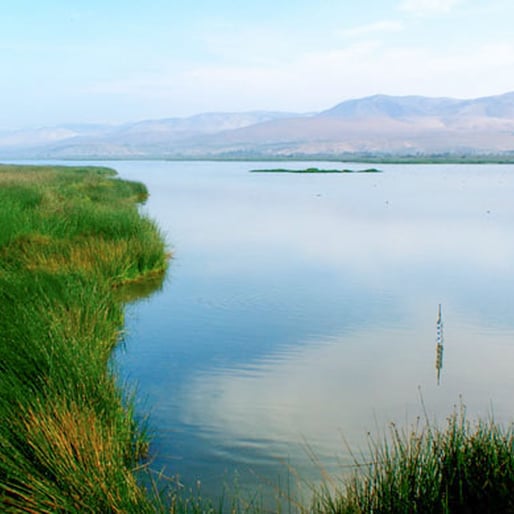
2 92 514 159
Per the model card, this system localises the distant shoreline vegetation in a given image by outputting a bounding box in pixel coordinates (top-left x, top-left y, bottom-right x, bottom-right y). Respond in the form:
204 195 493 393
160 152 514 164
250 167 382 174
10 152 514 164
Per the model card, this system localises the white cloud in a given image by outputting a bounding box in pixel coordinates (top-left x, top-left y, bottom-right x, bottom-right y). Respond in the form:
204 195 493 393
399 0 464 14
83 37 514 119
174 40 514 111
341 20 404 38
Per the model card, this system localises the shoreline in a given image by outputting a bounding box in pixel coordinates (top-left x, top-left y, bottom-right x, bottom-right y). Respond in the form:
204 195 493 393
0 164 169 511
3 155 514 164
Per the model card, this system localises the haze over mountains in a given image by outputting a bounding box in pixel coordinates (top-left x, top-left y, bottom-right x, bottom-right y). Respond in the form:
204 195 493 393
2 92 514 159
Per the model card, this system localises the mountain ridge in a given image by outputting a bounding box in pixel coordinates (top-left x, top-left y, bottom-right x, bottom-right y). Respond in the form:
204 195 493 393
2 92 514 159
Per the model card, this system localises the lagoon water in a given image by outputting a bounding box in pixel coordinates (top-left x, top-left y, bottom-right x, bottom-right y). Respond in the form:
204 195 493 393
102 161 514 499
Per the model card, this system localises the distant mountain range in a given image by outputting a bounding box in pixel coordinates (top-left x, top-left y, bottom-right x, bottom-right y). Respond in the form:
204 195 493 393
2 92 514 159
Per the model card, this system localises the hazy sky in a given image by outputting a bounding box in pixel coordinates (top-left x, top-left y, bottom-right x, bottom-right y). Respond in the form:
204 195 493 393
1 0 513 128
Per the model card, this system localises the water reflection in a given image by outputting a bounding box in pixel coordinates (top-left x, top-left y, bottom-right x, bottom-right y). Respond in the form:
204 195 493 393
106 161 514 499
113 271 167 304
436 304 444 385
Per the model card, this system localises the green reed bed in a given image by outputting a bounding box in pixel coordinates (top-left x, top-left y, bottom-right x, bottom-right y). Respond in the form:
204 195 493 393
311 408 514 514
0 164 168 512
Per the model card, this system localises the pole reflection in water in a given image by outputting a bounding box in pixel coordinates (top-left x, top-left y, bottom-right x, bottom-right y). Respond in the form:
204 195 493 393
436 304 444 385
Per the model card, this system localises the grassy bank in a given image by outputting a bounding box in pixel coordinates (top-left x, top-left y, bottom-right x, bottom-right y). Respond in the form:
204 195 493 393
0 164 168 512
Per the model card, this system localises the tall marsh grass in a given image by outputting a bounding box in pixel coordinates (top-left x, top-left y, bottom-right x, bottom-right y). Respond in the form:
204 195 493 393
0 164 168 512
311 407 514 514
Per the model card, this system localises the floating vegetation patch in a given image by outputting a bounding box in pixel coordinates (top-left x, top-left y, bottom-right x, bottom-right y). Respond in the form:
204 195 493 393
250 167 382 174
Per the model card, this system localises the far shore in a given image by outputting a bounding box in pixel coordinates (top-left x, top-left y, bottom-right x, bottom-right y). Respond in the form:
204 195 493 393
3 154 514 164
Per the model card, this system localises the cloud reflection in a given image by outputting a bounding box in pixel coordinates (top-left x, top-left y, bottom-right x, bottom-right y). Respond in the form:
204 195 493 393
115 161 514 486
179 314 514 472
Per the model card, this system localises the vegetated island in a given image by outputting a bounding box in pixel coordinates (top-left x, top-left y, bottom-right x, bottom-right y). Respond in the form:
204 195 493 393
250 167 382 173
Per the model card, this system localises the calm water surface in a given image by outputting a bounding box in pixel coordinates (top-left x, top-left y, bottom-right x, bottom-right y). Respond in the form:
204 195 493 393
103 161 514 499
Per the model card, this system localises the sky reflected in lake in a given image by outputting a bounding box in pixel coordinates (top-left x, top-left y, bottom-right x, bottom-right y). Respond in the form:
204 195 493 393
104 161 514 499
